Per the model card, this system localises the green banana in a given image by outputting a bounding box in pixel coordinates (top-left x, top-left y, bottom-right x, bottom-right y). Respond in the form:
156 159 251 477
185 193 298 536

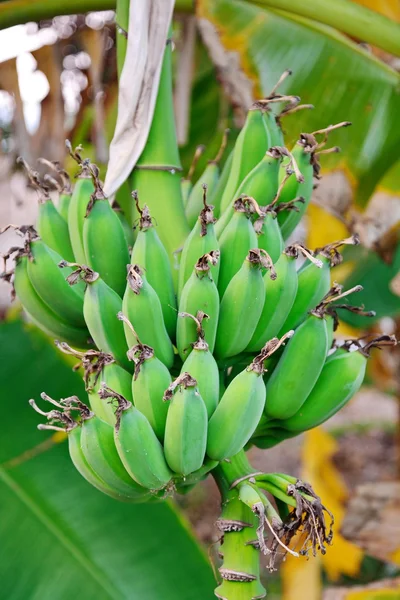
215 249 276 360
122 264 174 369
215 146 287 238
118 312 171 441
114 207 135 249
8 253 89 347
247 244 323 353
263 283 363 422
207 338 289 461
99 385 173 491
185 129 229 228
80 412 154 497
32 393 149 500
38 157 73 222
209 148 233 218
175 458 219 492
277 123 351 239
178 187 219 298
89 366 131 429
219 108 269 217
163 373 208 476
68 424 150 502
264 313 329 421
217 197 258 298
130 193 177 339
179 313 219 418
177 252 220 360
26 237 85 327
53 346 134 427
253 205 284 265
181 145 205 206
65 142 95 265
83 164 129 297
278 235 359 336
18 157 74 261
281 335 397 433
63 264 131 371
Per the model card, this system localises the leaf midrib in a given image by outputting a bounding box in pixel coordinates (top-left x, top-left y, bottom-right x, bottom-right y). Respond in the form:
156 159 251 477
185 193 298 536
0 466 120 600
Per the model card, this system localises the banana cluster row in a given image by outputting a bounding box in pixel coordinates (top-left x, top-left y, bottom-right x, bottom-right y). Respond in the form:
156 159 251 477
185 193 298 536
2 85 395 504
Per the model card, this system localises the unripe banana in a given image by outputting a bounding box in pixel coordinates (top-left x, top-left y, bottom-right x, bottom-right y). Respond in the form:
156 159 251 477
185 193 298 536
185 129 229 228
207 338 289 460
82 165 130 297
181 145 205 206
118 312 171 441
65 143 95 264
276 136 315 239
179 313 219 418
17 157 74 261
130 194 177 339
215 249 276 360
217 197 258 298
63 264 131 371
247 245 322 353
38 158 73 222
263 109 284 147
209 148 233 218
26 237 85 327
99 385 173 491
163 373 208 476
281 335 397 433
278 236 359 336
177 253 220 360
89 361 132 427
175 457 219 493
9 253 89 348
69 423 152 502
30 393 145 501
215 146 287 238
122 264 174 369
178 187 219 298
81 413 154 497
253 206 284 264
219 108 269 217
53 345 133 427
265 313 330 421
279 123 351 239
32 393 149 499
114 208 135 250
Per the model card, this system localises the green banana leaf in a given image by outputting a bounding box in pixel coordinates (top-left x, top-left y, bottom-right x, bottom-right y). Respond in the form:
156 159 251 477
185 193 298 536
196 0 400 208
0 320 215 599
338 242 400 328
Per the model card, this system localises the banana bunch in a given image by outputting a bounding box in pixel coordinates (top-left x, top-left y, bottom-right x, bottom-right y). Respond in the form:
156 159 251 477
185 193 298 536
2 68 397 600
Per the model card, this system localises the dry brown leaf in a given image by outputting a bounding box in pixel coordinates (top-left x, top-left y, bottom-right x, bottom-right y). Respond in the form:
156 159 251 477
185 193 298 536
104 0 175 197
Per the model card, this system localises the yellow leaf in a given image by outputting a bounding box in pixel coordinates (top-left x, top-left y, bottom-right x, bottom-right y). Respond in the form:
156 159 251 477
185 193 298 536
282 535 321 600
306 204 349 251
390 547 400 566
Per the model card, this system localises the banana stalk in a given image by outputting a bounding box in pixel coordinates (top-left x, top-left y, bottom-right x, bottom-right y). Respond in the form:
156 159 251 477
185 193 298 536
130 33 189 265
212 452 267 600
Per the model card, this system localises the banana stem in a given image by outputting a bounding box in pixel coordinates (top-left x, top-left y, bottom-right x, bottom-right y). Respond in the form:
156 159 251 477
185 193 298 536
212 452 267 600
